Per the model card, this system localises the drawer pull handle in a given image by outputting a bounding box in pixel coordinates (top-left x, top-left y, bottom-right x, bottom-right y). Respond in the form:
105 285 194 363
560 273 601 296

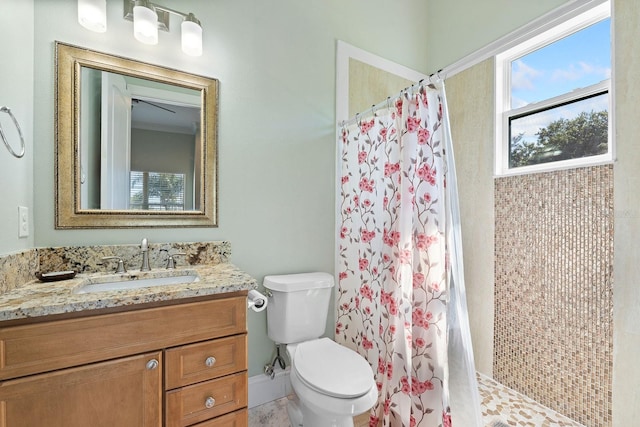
205 356 216 367
205 396 215 408
146 359 159 370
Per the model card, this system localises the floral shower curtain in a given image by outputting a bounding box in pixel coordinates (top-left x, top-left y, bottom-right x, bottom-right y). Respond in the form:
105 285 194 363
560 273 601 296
336 81 481 426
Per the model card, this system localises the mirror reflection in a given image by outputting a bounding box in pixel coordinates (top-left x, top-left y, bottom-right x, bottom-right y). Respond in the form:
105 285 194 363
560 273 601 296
79 68 201 211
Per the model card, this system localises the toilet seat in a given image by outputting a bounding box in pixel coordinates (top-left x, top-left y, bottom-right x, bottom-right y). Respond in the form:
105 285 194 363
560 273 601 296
293 338 374 398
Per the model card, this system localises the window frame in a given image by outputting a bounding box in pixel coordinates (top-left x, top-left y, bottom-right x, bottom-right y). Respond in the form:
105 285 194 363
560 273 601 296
495 1 612 176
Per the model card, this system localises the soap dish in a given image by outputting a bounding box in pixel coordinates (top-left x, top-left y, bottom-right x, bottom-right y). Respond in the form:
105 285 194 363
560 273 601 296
35 270 77 282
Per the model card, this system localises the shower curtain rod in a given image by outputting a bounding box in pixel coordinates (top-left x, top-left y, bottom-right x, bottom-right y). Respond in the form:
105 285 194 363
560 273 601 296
339 68 445 128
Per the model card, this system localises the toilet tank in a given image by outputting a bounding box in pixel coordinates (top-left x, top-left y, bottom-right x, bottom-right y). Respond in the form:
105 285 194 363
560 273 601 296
263 272 334 344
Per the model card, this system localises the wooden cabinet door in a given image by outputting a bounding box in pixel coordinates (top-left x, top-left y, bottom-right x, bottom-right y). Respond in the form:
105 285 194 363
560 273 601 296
0 351 162 427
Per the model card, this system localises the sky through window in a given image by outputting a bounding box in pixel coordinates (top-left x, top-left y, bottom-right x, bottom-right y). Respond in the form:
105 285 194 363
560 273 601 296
511 18 610 109
509 18 610 146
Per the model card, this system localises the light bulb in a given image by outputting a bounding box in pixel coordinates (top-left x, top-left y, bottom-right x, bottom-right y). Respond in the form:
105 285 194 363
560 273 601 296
133 1 158 45
77 0 107 33
181 14 202 56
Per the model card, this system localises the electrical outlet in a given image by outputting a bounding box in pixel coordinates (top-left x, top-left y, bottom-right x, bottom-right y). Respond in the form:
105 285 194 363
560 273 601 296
18 206 29 238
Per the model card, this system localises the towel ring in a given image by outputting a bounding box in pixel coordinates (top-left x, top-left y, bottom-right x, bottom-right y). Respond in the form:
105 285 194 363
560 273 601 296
0 106 25 158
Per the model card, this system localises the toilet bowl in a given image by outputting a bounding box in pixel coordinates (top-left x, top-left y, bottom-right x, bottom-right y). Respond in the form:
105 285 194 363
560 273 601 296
263 273 378 426
287 338 378 427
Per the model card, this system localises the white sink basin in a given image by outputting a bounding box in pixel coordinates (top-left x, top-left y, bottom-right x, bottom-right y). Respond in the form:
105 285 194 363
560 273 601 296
74 272 199 294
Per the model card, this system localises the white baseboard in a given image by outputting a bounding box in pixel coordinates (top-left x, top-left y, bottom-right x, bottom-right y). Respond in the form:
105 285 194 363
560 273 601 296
248 366 292 408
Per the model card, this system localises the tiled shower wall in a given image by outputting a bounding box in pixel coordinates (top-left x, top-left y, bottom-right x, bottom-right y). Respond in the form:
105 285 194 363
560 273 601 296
494 164 613 427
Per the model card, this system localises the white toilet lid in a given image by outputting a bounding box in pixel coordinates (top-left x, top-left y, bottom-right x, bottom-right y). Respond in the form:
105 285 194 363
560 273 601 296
294 338 374 398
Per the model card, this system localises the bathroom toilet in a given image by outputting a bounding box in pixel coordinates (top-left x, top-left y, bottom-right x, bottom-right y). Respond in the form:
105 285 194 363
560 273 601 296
264 272 378 427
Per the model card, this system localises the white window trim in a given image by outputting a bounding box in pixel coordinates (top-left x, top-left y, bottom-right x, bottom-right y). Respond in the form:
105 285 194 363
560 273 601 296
494 1 612 176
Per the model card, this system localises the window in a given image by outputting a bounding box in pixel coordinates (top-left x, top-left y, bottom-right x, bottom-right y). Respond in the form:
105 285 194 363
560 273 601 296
495 1 611 175
130 171 185 211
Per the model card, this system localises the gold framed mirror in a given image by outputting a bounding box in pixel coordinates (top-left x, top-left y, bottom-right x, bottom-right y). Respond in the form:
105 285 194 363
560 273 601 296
55 41 218 228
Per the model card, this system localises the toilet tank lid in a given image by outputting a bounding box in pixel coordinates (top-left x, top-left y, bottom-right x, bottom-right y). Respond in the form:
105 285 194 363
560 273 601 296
263 272 334 292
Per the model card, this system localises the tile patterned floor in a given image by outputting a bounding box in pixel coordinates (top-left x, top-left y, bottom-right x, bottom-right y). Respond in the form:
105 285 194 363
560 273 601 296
478 374 585 427
249 395 291 426
248 373 586 427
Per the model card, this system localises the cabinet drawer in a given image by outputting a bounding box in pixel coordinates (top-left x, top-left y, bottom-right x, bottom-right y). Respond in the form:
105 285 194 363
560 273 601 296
165 372 247 427
166 334 247 389
0 297 246 380
192 409 248 427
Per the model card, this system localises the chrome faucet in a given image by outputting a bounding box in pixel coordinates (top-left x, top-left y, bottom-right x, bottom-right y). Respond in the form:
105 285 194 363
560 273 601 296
140 238 151 271
166 252 186 269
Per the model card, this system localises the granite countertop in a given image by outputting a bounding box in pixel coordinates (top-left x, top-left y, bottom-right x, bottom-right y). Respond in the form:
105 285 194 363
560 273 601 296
0 263 257 322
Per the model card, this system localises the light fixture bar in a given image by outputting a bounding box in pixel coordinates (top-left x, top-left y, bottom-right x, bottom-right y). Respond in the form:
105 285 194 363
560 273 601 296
121 0 203 56
153 4 190 19
123 0 169 32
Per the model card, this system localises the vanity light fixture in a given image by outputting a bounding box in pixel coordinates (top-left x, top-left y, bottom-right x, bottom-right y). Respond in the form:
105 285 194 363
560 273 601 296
181 13 203 57
77 0 204 56
77 0 107 33
132 0 159 45
126 0 203 56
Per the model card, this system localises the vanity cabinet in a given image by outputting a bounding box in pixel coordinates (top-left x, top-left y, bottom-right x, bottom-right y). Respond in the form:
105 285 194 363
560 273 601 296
0 296 248 427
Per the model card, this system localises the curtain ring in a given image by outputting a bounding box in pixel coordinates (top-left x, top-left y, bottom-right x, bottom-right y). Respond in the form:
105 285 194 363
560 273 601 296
0 106 25 158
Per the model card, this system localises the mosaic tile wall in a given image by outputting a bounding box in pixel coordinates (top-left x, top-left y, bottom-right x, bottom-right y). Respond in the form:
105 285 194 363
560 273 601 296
494 164 613 427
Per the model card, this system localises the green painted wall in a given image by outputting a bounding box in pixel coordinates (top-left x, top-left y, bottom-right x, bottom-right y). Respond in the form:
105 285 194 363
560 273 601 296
426 0 570 71
0 0 34 254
